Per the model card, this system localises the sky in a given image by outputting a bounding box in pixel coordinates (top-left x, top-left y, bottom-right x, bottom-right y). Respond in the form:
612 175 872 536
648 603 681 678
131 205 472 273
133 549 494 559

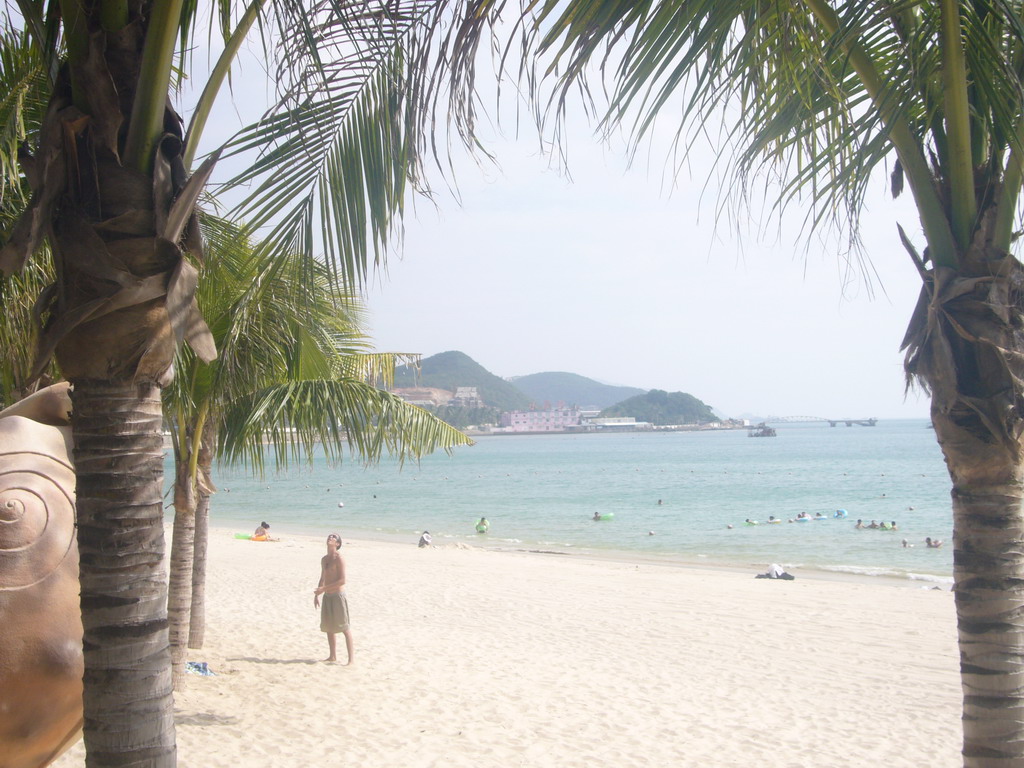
363 123 932 421
185 19 933 422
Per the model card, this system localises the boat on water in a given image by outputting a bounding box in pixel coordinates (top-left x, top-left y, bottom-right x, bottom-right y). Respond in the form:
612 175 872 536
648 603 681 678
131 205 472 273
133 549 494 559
748 423 777 437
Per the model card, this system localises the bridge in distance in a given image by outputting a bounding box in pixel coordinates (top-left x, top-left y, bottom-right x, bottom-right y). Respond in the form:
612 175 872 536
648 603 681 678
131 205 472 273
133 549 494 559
764 416 878 427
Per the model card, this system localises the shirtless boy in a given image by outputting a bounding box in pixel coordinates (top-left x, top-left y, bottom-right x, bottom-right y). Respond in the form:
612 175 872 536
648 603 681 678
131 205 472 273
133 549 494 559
313 533 353 664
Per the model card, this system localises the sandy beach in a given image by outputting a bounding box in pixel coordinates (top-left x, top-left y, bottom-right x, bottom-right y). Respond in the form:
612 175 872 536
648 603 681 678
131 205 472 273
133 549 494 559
52 529 962 768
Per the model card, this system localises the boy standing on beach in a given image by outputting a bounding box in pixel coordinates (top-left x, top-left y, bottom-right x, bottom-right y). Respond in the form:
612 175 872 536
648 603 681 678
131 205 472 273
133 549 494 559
313 533 353 665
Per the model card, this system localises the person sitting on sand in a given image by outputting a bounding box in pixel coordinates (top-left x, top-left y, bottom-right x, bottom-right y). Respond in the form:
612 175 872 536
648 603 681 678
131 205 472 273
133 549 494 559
252 521 273 541
926 537 943 548
418 531 432 548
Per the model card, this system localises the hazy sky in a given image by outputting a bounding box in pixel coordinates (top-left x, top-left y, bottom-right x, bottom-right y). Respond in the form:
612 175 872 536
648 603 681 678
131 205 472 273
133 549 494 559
187 24 933 421
364 123 932 421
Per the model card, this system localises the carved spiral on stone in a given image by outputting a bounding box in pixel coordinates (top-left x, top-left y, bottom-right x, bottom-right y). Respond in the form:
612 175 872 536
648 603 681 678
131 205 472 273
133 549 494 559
0 421 76 592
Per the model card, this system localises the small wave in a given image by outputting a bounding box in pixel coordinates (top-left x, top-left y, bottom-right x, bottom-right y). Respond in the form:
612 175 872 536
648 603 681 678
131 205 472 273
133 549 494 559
820 564 953 584
905 571 955 585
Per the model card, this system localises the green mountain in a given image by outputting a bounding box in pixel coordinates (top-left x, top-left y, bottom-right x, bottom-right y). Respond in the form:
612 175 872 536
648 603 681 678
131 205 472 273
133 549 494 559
511 371 645 409
394 351 531 411
600 389 717 425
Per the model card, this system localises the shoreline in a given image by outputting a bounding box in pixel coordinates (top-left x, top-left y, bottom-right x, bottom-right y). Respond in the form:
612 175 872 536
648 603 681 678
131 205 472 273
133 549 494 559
239 523 953 589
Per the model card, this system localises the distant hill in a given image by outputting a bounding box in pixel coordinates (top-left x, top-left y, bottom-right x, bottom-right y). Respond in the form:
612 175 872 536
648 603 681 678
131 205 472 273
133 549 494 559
600 389 717 425
394 351 531 411
511 371 646 409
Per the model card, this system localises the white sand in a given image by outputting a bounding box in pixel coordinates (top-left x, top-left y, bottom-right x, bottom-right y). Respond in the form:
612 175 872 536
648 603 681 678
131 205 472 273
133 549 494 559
53 529 961 767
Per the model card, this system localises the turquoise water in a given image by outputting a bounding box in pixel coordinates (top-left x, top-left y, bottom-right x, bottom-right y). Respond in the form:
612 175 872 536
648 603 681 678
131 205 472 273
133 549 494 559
196 419 954 582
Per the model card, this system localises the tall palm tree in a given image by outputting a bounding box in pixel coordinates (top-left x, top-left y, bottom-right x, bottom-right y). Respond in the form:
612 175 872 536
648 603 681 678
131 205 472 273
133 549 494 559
165 215 470 688
521 1 1024 765
0 2 495 764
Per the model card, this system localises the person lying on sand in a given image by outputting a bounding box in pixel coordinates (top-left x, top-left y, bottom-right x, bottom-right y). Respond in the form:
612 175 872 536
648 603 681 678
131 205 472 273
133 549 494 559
755 563 795 580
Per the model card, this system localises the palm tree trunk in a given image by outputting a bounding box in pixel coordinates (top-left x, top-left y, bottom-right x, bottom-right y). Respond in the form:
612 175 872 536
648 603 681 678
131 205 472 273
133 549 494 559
187 422 217 651
933 409 1024 767
187 489 211 650
900 234 1024 766
168 462 196 691
71 381 176 767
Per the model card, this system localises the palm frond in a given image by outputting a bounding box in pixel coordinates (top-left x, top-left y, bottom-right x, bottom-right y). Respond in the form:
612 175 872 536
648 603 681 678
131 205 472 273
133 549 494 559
529 0 1024 261
166 212 468 483
0 256 55 402
215 0 504 289
219 378 472 473
0 27 48 209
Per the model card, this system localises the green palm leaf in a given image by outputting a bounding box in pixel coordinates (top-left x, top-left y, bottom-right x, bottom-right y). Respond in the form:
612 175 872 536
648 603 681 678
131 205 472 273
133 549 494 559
216 0 499 287
220 378 470 472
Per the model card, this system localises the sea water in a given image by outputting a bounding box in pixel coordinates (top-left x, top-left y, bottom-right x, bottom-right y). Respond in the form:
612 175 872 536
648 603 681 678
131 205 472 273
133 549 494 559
192 419 954 582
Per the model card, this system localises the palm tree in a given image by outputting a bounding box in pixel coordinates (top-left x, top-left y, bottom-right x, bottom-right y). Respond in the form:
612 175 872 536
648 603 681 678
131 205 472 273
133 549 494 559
0 2 492 764
521 1 1024 764
165 215 470 688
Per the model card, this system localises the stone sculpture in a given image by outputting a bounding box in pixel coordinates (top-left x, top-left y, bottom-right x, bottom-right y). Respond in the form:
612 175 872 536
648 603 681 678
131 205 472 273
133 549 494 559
0 383 83 768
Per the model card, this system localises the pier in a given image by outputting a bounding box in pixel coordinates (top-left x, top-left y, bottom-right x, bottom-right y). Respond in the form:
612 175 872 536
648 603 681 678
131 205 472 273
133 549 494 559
766 416 878 427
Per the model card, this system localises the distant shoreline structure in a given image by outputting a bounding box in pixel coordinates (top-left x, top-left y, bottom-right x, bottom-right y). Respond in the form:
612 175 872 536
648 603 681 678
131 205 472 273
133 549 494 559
466 418 880 437
466 422 752 437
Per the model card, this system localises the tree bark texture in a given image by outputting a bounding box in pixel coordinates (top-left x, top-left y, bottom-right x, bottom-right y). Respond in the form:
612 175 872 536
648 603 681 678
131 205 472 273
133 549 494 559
187 490 210 651
934 410 1024 768
904 254 1024 767
71 382 176 767
168 462 196 691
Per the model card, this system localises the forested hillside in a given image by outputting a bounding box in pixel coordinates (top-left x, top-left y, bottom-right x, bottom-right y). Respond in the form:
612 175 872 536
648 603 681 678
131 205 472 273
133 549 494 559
599 390 717 425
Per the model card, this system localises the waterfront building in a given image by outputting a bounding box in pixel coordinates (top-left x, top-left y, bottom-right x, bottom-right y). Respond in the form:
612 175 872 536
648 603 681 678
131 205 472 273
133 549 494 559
497 406 582 433
449 386 484 408
584 416 653 432
391 387 453 407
